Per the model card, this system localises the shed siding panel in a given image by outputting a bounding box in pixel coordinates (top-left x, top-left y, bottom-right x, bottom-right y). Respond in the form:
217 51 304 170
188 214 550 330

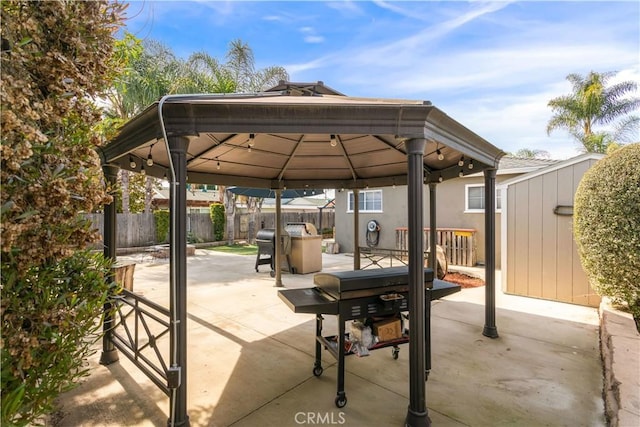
506 185 517 294
541 171 559 300
556 167 575 303
513 182 529 297
527 175 544 297
505 156 601 307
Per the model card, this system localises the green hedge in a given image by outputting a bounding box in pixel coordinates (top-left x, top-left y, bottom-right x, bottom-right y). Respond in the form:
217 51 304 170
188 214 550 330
209 203 225 241
153 210 170 243
574 143 640 322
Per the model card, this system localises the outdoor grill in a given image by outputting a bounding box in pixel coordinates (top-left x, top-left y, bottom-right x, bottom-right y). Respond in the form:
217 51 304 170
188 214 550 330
284 222 322 274
255 229 290 277
278 266 460 408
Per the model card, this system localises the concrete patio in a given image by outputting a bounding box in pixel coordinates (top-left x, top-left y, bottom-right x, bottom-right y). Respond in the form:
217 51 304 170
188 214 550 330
53 250 608 426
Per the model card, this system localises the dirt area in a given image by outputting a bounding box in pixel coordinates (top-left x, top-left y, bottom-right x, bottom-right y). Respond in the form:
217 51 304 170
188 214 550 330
443 272 485 288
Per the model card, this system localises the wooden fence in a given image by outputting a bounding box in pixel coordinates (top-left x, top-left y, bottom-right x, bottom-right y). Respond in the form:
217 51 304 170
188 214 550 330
85 211 334 248
395 227 477 266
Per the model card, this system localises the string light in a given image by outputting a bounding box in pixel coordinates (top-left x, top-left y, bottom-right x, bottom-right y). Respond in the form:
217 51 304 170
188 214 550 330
140 164 146 175
458 170 464 178
129 155 136 169
436 148 444 161
330 134 337 147
458 156 465 167
468 159 474 170
146 144 154 166
438 174 444 183
216 159 220 170
249 133 255 146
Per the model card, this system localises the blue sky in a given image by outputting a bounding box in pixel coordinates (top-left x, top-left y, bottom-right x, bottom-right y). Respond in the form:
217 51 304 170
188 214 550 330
123 1 640 159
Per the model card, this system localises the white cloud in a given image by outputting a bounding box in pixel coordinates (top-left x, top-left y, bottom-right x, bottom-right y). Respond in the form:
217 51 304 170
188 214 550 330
304 36 325 44
325 0 365 16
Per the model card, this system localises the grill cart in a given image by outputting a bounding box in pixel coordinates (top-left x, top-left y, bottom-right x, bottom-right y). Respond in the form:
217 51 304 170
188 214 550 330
278 266 460 408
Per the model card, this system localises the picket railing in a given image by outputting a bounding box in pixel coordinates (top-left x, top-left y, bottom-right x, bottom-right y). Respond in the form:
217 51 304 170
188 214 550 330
395 227 477 267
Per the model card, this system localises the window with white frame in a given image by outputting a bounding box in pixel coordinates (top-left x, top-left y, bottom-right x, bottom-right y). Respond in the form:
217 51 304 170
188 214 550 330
464 184 501 213
347 189 383 213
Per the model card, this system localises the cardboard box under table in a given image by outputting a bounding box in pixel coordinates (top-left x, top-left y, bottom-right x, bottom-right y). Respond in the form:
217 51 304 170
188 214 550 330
278 266 460 409
373 317 402 341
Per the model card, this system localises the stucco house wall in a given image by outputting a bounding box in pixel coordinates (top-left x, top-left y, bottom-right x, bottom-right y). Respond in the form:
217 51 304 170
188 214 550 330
335 172 535 267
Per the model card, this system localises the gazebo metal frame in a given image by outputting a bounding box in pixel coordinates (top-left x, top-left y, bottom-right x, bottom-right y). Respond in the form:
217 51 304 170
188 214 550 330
98 82 504 427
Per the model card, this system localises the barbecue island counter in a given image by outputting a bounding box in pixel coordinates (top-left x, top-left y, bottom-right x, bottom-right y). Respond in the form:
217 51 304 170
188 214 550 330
278 266 461 408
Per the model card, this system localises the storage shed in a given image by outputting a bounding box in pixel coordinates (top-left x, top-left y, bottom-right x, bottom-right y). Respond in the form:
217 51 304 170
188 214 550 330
500 153 603 307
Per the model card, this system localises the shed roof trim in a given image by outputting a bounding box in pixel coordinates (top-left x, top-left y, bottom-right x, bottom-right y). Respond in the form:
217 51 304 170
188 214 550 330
498 153 605 188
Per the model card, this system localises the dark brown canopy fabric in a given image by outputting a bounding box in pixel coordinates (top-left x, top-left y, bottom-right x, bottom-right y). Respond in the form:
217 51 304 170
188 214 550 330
99 90 503 189
98 82 505 427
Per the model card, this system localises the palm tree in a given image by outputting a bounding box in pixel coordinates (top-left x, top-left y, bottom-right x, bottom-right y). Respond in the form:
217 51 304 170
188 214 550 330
220 39 289 242
106 35 290 237
179 52 236 94
225 39 289 92
547 71 639 153
510 148 551 159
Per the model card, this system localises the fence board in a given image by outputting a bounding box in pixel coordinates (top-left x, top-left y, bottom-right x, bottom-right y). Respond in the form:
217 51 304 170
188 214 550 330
85 210 335 248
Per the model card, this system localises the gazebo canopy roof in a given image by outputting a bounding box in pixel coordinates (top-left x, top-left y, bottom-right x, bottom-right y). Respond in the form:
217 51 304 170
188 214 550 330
100 82 504 189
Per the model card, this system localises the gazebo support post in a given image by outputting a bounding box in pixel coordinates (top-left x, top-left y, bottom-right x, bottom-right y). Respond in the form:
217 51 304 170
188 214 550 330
100 164 120 365
275 190 283 287
353 189 360 270
168 136 190 426
428 183 437 276
427 182 438 373
482 168 499 338
405 138 430 427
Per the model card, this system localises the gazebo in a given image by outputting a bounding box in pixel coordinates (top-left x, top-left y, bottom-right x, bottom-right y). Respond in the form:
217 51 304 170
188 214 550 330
98 81 504 427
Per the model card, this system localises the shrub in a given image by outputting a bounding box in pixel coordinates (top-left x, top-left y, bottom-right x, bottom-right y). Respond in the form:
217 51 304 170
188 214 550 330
1 251 114 426
153 210 170 243
209 203 225 241
1 1 125 424
574 143 640 323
